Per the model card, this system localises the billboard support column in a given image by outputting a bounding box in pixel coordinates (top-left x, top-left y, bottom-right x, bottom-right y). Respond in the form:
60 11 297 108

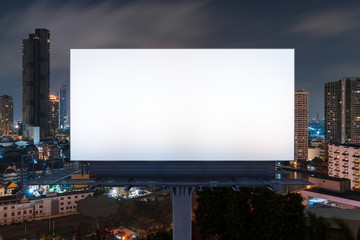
170 186 194 240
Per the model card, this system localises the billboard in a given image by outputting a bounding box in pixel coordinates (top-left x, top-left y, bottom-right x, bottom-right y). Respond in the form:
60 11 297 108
71 49 294 161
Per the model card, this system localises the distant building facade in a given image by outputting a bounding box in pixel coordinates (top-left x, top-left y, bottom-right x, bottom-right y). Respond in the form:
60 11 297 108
58 84 68 129
308 147 325 160
48 95 59 137
325 77 360 144
295 90 308 164
22 28 50 139
328 143 360 191
16 121 23 136
0 95 13 136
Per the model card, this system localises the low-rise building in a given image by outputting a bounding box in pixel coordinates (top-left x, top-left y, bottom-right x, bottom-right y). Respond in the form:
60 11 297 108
0 191 93 225
63 158 80 170
301 174 360 209
0 165 19 183
302 188 360 209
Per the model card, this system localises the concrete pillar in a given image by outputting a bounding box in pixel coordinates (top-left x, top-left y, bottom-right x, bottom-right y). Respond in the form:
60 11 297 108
170 186 194 240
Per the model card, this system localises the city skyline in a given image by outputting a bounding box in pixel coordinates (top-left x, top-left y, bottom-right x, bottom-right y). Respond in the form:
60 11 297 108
1 1 360 120
0 2 359 239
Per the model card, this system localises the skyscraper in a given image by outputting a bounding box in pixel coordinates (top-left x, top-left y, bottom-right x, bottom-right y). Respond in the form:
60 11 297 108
295 90 309 165
325 77 360 144
48 95 59 137
22 28 50 139
59 84 68 129
0 95 14 136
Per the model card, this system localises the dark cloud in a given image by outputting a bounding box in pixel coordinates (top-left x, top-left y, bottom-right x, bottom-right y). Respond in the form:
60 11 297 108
290 7 360 38
1 0 360 120
0 0 211 120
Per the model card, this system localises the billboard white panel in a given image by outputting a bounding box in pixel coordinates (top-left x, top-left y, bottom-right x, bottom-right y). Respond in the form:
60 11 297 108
71 49 294 161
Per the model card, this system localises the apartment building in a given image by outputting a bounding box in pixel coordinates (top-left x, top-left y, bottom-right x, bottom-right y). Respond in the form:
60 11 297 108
328 143 360 191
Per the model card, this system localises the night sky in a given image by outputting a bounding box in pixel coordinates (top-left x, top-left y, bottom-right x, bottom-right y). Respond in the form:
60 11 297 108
1 0 360 121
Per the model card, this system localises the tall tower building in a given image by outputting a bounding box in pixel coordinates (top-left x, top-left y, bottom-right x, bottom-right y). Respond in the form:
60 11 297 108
59 84 68 129
295 90 309 165
325 77 360 144
0 95 14 136
22 28 50 139
48 95 59 137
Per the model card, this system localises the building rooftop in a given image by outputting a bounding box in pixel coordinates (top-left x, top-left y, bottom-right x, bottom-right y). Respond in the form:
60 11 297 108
329 143 360 148
305 187 360 202
309 173 350 182
26 190 93 202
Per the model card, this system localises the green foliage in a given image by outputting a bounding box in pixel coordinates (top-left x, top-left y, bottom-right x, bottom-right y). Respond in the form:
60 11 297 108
77 195 120 218
74 222 92 240
47 225 76 240
118 196 172 230
194 187 305 240
137 230 172 240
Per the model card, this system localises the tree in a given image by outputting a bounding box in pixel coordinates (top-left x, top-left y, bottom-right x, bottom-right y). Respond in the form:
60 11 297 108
305 212 329 240
77 195 120 229
74 222 92 240
137 230 172 240
194 187 305 240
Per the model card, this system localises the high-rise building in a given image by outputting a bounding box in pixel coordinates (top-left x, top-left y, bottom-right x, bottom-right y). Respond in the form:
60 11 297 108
295 90 308 165
325 77 360 144
22 28 50 139
17 121 23 136
59 84 68 129
48 95 59 137
0 95 14 136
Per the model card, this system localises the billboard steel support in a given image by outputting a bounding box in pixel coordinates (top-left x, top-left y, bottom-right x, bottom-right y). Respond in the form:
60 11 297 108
170 186 195 240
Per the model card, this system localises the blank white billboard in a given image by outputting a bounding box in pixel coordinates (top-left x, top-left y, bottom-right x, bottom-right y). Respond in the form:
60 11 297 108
71 49 294 161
